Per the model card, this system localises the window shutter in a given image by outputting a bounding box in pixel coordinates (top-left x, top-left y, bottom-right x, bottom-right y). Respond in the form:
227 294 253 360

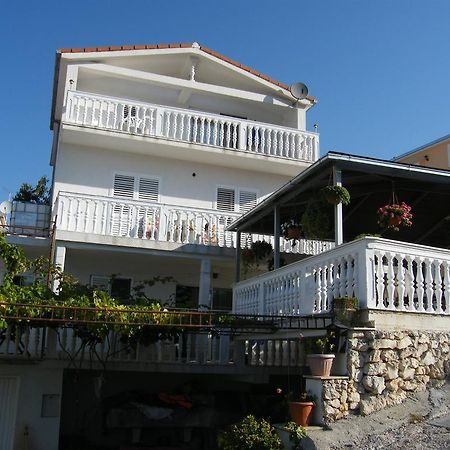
217 188 235 212
138 178 159 202
239 190 257 214
90 275 111 293
113 175 135 198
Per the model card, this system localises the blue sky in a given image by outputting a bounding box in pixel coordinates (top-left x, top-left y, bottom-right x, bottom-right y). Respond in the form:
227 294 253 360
1 0 449 199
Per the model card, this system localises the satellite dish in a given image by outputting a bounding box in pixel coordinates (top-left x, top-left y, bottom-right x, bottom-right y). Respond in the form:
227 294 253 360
0 201 12 215
290 82 309 100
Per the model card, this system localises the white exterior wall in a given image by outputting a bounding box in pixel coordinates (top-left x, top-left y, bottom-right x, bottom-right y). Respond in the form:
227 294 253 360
53 143 289 210
0 366 64 450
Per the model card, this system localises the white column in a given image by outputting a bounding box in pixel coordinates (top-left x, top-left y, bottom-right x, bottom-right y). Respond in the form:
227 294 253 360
51 246 66 293
274 205 280 269
333 167 343 246
198 259 212 309
235 230 241 282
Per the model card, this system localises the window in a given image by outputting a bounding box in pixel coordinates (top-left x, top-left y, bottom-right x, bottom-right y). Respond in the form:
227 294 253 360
216 188 235 212
216 187 258 213
175 285 199 309
13 274 34 286
90 275 132 302
112 174 160 237
113 174 159 202
238 190 257 214
212 288 232 311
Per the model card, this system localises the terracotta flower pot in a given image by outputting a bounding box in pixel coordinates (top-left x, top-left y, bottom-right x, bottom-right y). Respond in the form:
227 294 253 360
286 226 301 240
307 354 335 377
324 191 341 205
288 401 314 427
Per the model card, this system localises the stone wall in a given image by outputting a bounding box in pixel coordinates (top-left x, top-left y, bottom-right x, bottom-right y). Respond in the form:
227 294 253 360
322 330 450 421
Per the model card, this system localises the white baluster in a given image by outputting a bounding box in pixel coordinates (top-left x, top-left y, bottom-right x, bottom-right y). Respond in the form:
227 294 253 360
375 252 385 308
416 258 425 312
443 261 450 314
199 117 205 143
225 122 231 147
424 258 434 312
434 259 443 314
404 255 414 311
192 116 198 143
396 254 406 311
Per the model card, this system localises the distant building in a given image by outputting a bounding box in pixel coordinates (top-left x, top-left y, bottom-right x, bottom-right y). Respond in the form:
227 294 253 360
394 134 450 170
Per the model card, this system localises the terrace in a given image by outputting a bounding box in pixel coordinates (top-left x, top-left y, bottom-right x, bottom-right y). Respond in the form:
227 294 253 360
229 152 450 326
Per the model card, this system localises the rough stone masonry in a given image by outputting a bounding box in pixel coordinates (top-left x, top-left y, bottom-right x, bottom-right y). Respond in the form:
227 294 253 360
322 330 450 422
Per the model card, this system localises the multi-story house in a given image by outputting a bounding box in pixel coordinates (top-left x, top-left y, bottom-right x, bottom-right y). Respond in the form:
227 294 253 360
49 42 321 309
0 43 322 450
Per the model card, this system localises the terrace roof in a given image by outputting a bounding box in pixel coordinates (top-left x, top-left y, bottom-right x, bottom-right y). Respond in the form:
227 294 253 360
228 152 450 249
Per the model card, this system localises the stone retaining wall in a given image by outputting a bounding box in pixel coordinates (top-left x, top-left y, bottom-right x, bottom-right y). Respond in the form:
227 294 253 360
322 330 450 421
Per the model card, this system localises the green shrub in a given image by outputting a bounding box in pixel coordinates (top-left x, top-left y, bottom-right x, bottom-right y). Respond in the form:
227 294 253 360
218 415 281 450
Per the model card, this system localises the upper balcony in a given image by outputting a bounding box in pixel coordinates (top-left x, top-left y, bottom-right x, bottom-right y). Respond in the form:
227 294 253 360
61 90 319 174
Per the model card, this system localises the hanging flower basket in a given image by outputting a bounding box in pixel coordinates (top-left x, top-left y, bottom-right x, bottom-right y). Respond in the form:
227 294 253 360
377 202 413 232
280 219 303 242
320 185 351 206
241 240 273 272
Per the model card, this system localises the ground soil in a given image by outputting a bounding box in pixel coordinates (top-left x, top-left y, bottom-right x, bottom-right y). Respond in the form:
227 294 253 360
304 382 450 450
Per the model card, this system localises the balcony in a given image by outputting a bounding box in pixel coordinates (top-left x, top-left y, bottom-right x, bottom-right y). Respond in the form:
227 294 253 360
64 90 319 164
55 191 334 255
233 237 450 318
0 323 307 370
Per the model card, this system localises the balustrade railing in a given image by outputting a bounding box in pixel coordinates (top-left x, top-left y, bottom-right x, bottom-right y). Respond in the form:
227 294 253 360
233 237 450 317
0 324 233 365
0 324 305 369
55 191 333 255
64 90 319 162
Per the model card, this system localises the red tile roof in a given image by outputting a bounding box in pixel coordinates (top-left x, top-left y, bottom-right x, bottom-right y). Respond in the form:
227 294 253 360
57 43 316 102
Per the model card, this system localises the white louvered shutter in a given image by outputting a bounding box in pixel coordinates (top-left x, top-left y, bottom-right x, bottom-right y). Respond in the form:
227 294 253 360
112 175 134 236
113 174 135 198
217 188 235 212
138 177 159 201
90 275 111 293
239 190 257 214
137 178 159 237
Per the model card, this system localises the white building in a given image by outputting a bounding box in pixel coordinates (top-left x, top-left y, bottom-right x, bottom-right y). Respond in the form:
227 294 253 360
50 41 320 308
0 43 321 450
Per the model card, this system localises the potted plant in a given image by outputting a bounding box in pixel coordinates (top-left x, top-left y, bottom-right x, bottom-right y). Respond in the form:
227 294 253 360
274 420 307 450
281 219 303 242
287 392 316 428
321 185 351 206
218 414 282 450
241 240 273 272
333 296 358 325
301 199 330 240
305 334 336 377
377 201 413 231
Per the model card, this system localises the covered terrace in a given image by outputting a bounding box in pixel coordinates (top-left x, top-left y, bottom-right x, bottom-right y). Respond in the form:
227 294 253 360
228 152 450 326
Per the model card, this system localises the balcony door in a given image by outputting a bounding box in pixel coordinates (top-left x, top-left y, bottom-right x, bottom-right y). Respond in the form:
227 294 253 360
111 174 160 238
